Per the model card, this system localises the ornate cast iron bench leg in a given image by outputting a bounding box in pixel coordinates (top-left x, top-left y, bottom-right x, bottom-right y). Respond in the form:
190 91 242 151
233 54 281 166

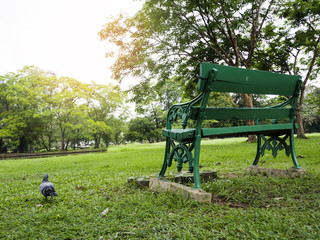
192 136 202 189
159 137 196 178
252 131 301 169
253 134 262 166
159 138 170 178
290 129 301 169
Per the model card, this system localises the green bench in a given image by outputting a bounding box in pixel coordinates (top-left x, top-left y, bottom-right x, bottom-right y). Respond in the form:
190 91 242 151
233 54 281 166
159 62 302 189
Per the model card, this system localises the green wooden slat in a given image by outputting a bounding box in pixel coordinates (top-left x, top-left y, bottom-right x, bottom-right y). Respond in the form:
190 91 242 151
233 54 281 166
162 123 297 141
201 124 295 137
198 62 301 96
190 107 291 120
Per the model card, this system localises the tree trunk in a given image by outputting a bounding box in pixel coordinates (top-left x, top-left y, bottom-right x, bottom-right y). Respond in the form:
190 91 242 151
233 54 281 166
65 138 70 151
94 134 100 148
296 36 320 138
0 139 7 153
61 129 65 151
41 137 49 152
296 79 307 139
29 143 34 153
296 86 307 139
242 93 256 142
18 137 28 153
296 109 306 139
76 129 80 149
48 136 52 152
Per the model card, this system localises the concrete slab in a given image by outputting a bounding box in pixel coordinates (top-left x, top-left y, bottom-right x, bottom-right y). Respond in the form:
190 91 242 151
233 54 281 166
127 177 150 188
128 171 217 188
169 171 217 184
245 165 307 177
149 178 212 203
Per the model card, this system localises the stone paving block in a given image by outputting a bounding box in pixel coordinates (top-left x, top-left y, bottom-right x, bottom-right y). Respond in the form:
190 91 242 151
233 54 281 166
128 171 218 188
127 177 150 188
149 178 212 203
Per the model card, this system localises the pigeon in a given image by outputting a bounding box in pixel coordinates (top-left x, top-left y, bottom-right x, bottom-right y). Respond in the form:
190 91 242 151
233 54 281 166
39 174 58 201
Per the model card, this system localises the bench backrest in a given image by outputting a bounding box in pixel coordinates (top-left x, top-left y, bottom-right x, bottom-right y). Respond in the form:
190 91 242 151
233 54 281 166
190 63 302 122
198 62 302 96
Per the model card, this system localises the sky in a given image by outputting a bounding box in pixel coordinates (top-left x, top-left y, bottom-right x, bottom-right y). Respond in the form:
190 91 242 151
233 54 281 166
1 0 319 90
0 0 143 88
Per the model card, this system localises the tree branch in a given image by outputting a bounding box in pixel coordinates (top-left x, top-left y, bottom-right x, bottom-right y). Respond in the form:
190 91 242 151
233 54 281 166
218 0 245 66
193 0 235 65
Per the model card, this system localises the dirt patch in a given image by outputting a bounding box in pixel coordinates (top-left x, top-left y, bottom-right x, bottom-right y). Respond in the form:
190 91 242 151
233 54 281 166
220 172 240 178
211 196 249 209
245 166 307 177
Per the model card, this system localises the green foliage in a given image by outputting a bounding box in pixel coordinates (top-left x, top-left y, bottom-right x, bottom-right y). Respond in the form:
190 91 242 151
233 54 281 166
125 117 163 143
100 0 279 95
303 85 320 132
307 86 320 114
0 67 125 153
83 83 125 148
99 0 320 138
124 78 182 143
0 134 320 239
0 66 50 152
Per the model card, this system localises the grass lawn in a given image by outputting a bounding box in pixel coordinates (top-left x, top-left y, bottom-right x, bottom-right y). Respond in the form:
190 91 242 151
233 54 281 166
1 133 320 239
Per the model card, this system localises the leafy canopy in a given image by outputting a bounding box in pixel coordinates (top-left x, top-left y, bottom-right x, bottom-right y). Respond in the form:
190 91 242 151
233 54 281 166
99 0 278 96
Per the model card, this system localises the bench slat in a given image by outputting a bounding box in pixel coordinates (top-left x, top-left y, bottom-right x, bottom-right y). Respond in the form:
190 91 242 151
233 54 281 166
190 107 291 120
162 123 298 141
202 123 297 137
199 63 301 96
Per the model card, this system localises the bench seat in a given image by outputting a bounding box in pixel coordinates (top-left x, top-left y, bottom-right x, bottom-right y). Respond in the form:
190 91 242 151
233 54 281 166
162 123 298 141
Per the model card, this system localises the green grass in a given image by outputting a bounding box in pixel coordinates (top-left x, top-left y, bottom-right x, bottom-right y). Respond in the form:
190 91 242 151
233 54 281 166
1 134 320 239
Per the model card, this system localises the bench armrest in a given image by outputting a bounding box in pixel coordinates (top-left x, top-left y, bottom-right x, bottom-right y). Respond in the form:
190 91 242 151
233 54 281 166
269 97 293 109
267 96 298 123
166 92 204 129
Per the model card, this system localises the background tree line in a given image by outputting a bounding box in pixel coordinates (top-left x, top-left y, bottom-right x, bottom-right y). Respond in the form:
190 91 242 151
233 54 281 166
0 66 126 153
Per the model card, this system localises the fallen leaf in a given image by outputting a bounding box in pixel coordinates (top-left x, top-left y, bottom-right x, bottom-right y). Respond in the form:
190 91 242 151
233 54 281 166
101 208 109 215
275 197 284 201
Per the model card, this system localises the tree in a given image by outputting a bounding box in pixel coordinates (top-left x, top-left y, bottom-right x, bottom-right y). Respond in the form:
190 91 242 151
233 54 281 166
45 77 84 151
35 74 64 151
303 85 320 133
125 117 162 143
131 78 181 131
0 66 49 152
254 0 320 138
281 0 320 138
102 115 127 146
83 83 124 148
100 0 281 141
